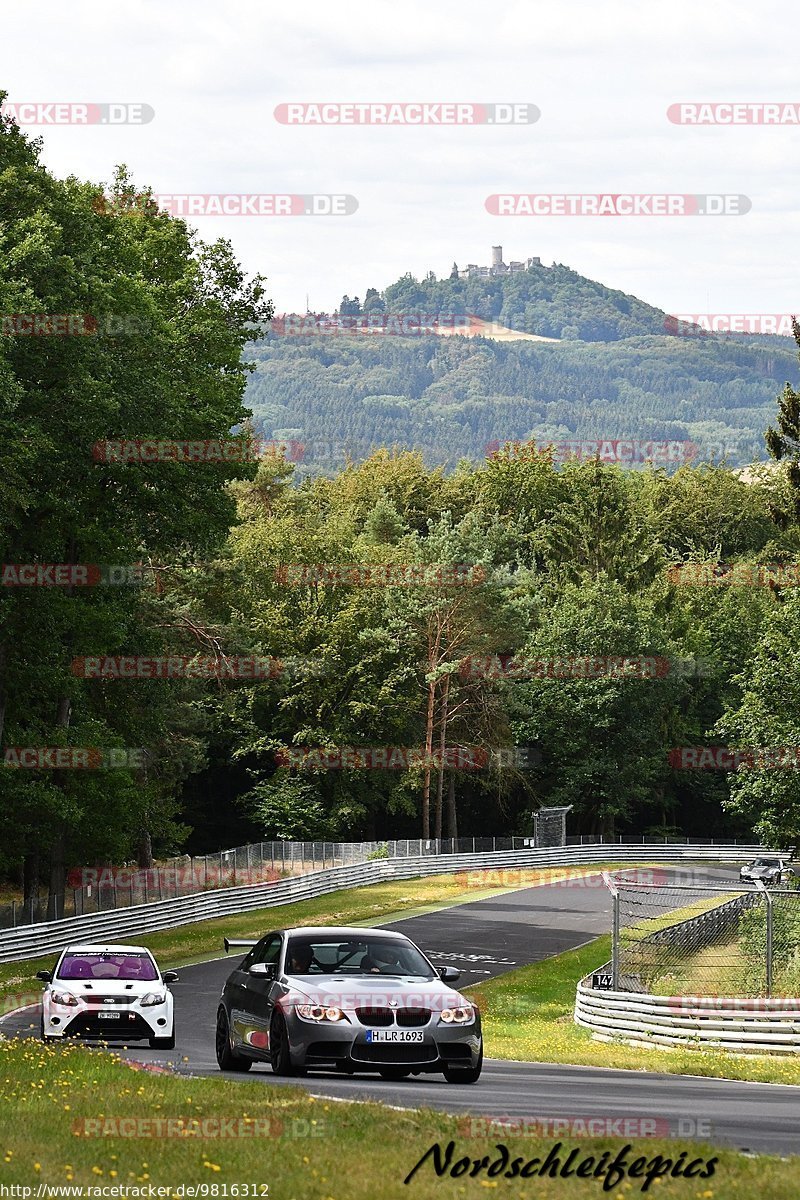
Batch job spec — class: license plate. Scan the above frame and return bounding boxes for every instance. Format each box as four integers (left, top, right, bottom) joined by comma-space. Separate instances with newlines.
97, 1012, 121, 1020
366, 1030, 423, 1043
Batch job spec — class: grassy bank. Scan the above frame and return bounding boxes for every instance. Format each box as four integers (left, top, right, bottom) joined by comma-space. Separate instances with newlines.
0, 1038, 795, 1197
466, 936, 800, 1085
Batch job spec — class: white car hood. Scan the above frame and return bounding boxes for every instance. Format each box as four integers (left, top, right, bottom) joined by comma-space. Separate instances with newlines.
52, 978, 163, 997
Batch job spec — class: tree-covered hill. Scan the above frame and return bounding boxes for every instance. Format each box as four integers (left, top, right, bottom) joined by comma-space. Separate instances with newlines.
381, 260, 676, 342
245, 326, 799, 476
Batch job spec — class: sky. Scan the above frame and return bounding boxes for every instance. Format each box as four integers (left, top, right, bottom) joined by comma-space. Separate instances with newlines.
2, 0, 799, 318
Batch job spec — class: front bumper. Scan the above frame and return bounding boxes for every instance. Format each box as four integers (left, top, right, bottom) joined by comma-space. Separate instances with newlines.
44, 1000, 171, 1041
284, 1009, 482, 1072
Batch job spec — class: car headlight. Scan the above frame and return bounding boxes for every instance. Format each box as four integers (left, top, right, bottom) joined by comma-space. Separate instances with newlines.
140, 992, 167, 1007
50, 990, 79, 1007
295, 1004, 348, 1023
439, 1005, 475, 1024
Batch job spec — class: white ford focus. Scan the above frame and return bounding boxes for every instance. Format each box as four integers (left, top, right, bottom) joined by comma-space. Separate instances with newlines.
37, 943, 178, 1048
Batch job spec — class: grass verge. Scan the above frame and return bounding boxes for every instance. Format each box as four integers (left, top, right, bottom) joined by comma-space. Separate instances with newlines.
465, 936, 800, 1085
0, 1038, 796, 1197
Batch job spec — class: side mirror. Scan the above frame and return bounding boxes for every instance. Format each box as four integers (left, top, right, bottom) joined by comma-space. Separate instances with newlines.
162, 971, 179, 984
438, 966, 461, 983
249, 962, 276, 979
36, 970, 52, 983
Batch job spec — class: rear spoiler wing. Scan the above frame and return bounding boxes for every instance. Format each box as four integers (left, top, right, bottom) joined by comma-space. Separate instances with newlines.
224, 938, 258, 954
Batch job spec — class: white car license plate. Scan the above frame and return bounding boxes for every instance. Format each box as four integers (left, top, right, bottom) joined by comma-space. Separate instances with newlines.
366, 1030, 423, 1043
98, 1012, 121, 1020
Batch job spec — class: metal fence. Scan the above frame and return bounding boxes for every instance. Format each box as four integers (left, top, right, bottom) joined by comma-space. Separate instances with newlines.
0, 842, 768, 966
0, 837, 543, 930
0, 836, 770, 931
606, 872, 800, 997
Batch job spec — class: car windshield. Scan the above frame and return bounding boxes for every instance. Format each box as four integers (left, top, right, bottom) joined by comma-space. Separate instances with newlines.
753, 859, 779, 867
284, 936, 436, 979
57, 952, 158, 981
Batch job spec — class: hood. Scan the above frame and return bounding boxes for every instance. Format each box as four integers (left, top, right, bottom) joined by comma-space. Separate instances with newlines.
52, 977, 165, 997
285, 974, 470, 1011
743, 864, 777, 875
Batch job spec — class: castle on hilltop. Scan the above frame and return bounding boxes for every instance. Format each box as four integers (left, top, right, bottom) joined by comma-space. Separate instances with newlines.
453, 246, 542, 279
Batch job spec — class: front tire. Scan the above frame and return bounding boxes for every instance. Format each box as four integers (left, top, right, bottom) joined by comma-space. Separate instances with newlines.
269, 1009, 304, 1077
215, 1008, 252, 1072
442, 1044, 483, 1084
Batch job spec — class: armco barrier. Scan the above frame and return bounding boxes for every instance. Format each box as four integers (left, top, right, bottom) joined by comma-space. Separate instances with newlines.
575, 966, 800, 1054
0, 843, 766, 965
641, 890, 763, 955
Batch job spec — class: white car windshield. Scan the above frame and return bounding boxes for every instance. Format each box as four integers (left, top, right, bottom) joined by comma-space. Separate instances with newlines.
57, 952, 158, 981
752, 859, 780, 868
284, 937, 436, 979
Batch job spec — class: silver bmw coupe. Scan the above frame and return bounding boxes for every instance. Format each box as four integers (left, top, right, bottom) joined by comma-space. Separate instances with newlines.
215, 926, 483, 1083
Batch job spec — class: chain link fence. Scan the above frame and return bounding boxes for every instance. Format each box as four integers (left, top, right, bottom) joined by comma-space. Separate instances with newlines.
0, 832, 770, 932
608, 872, 800, 997
0, 836, 544, 929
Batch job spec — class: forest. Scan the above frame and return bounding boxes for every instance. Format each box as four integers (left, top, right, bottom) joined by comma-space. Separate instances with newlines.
246, 276, 798, 476
4, 98, 800, 916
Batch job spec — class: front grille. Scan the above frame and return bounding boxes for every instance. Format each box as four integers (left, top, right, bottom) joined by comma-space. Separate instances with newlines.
84, 996, 136, 1007
397, 1008, 430, 1028
64, 1013, 152, 1039
351, 1042, 438, 1065
356, 1006, 393, 1027
356, 1006, 431, 1027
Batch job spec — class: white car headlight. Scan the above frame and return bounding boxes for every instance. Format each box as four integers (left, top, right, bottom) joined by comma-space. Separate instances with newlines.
50, 990, 79, 1007
295, 1004, 348, 1023
140, 992, 167, 1007
440, 1005, 475, 1024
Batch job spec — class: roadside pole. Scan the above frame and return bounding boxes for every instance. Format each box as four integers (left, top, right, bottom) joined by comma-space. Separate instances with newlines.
602, 870, 620, 990
754, 879, 773, 995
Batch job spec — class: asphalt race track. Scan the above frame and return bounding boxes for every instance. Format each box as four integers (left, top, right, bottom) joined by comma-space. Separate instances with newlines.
4, 865, 800, 1155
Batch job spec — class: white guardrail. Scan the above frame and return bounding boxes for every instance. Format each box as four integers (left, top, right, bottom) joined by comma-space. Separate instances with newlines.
0, 843, 766, 965
575, 969, 800, 1055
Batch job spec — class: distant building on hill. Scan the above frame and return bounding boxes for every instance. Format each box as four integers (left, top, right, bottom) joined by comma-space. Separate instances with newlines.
454, 247, 543, 279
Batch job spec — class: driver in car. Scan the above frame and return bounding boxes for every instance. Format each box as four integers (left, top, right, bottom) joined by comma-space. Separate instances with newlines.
286, 944, 315, 974
362, 944, 402, 974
